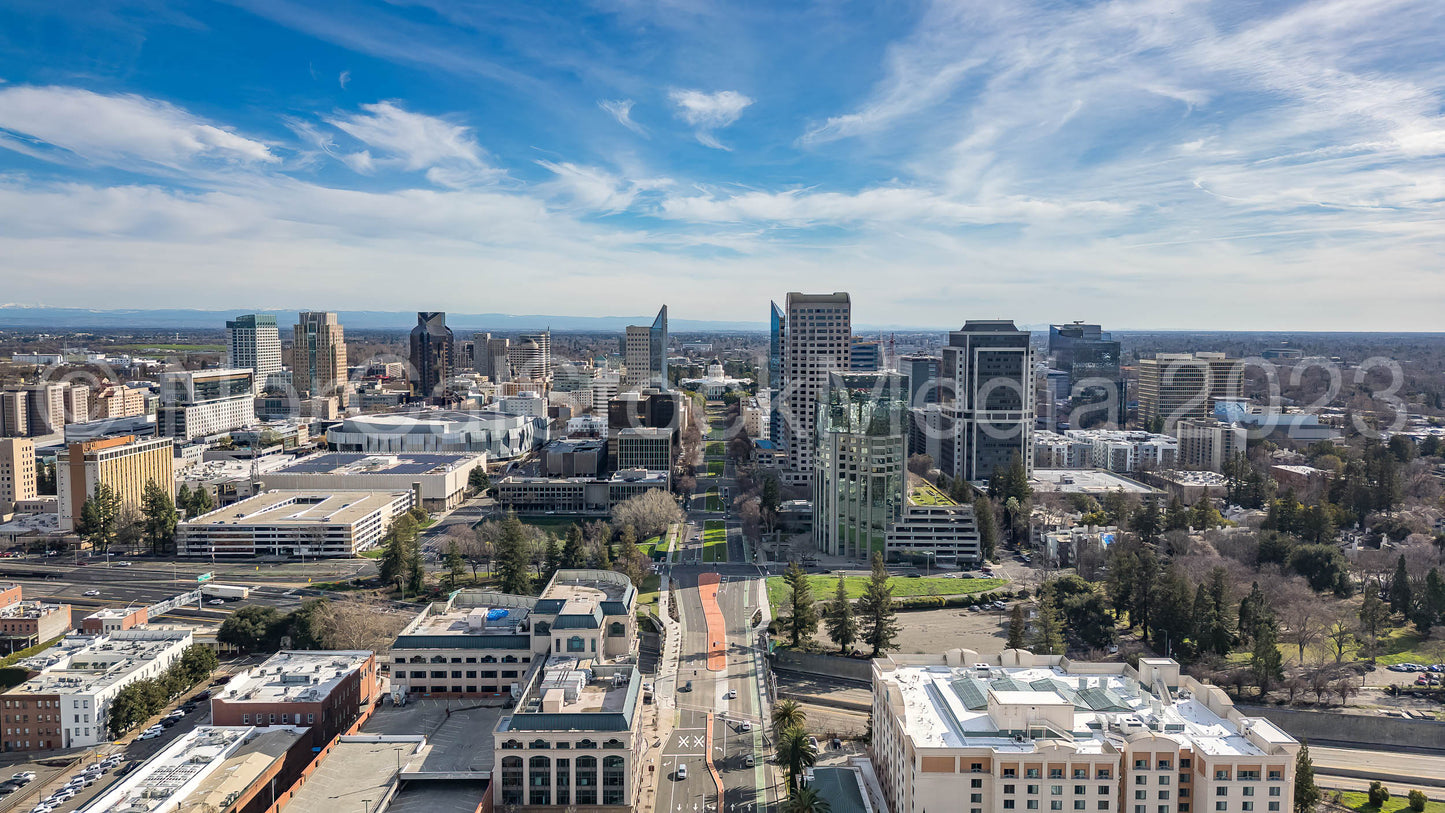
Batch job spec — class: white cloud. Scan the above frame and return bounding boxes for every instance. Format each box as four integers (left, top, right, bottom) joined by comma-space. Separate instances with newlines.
339, 70, 351, 89
669, 89, 753, 149
0, 85, 277, 170
656, 186, 1129, 226
324, 101, 494, 175
598, 99, 647, 136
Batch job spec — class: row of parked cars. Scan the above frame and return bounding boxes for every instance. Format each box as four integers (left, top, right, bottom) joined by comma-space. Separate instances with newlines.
138, 699, 202, 740
1385, 662, 1445, 673
22, 755, 124, 813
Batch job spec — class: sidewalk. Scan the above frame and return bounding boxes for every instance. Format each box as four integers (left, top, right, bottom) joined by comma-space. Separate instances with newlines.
639, 567, 684, 813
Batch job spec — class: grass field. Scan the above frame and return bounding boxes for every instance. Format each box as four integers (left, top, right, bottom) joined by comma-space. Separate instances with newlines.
765, 575, 1006, 609
110, 343, 225, 352
706, 441, 725, 456
702, 520, 728, 563
1341, 791, 1445, 813
909, 481, 956, 506
359, 549, 384, 559
707, 461, 724, 476
704, 490, 723, 511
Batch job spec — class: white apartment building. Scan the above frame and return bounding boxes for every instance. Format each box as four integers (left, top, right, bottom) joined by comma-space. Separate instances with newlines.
1175, 420, 1248, 473
780, 292, 852, 486
176, 490, 413, 557
872, 650, 1299, 813
1034, 430, 1178, 474
1, 629, 193, 752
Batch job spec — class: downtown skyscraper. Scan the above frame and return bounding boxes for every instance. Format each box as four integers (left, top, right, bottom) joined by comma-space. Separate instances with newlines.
778, 292, 852, 487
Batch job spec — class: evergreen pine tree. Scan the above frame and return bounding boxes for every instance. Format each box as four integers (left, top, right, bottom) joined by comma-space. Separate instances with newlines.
857, 552, 900, 657
446, 539, 466, 588
1389, 555, 1412, 615
1294, 742, 1320, 813
1251, 615, 1284, 696
782, 562, 819, 648
140, 479, 178, 555
974, 496, 998, 561
1164, 495, 1190, 532
562, 524, 587, 568
823, 576, 857, 654
1007, 604, 1027, 650
494, 512, 534, 595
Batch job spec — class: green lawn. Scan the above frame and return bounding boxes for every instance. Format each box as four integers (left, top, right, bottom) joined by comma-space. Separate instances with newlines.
359, 548, 385, 560
707, 461, 725, 476
636, 573, 663, 607
1341, 791, 1445, 813
703, 490, 723, 511
706, 441, 725, 456
766, 575, 1006, 610
702, 520, 728, 563
909, 481, 956, 506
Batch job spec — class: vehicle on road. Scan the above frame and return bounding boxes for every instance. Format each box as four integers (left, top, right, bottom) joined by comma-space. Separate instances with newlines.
726, 689, 737, 699
12, 772, 35, 781
743, 754, 755, 767
740, 721, 752, 732
676, 764, 687, 780
138, 730, 160, 740
115, 561, 131, 567
83, 590, 101, 596
207, 599, 226, 606
680, 681, 692, 692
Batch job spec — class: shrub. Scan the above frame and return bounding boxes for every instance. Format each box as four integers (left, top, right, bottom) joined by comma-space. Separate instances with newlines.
1367, 782, 1390, 806
1407, 790, 1427, 812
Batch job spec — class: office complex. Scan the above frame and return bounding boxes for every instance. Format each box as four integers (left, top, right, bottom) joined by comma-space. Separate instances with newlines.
510, 331, 552, 382
91, 383, 147, 420
409, 312, 454, 401
623, 306, 669, 391
0, 439, 36, 518
613, 426, 674, 473
176, 489, 413, 557
56, 434, 174, 532
487, 570, 643, 809
940, 320, 1034, 484
495, 469, 669, 514
327, 410, 547, 458
474, 332, 513, 381
0, 629, 193, 752
292, 311, 349, 406
871, 650, 1299, 813
1034, 430, 1178, 473
1137, 354, 1244, 431
850, 337, 883, 371
813, 373, 908, 559
780, 292, 852, 486
1049, 323, 1125, 414
157, 368, 256, 441
263, 451, 485, 510
225, 314, 283, 391
901, 353, 942, 407
607, 388, 687, 462
211, 650, 378, 749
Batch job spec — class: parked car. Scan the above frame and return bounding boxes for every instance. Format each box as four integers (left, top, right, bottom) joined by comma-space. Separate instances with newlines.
138, 730, 160, 740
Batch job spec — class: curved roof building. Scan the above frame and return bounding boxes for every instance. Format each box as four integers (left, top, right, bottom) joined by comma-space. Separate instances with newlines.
327, 410, 548, 458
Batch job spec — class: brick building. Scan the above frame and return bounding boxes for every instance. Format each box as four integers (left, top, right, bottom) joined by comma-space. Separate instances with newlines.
210, 650, 378, 749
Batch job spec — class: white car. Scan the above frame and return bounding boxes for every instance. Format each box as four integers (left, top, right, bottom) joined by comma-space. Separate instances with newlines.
115, 562, 131, 567
83, 590, 101, 596
676, 764, 687, 780
726, 689, 737, 699
208, 599, 226, 606
740, 721, 752, 732
12, 772, 35, 781
138, 730, 160, 740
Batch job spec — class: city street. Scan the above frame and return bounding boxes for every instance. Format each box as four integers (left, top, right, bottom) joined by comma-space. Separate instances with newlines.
658, 566, 780, 813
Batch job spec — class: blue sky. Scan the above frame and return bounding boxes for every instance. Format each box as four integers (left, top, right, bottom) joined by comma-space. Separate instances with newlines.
0, 0, 1442, 329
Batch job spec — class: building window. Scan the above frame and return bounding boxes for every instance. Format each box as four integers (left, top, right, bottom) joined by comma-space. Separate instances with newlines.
575, 756, 597, 805
1006, 785, 1016, 794
1052, 769, 1064, 779
1099, 803, 1109, 810
307, 714, 314, 724
1076, 786, 1086, 795
1160, 777, 1171, 786
1216, 804, 1227, 811
1160, 792, 1171, 800
1136, 761, 1149, 770
1137, 792, 1148, 801
973, 779, 984, 789
1029, 769, 1041, 779
1027, 802, 1039, 810
529, 756, 551, 806
1216, 772, 1230, 781
1268, 804, 1279, 811
1100, 787, 1111, 796
1098, 771, 1113, 780
500, 757, 523, 805
1267, 771, 1282, 782
1243, 788, 1254, 797
1005, 802, 1016, 809
973, 794, 984, 803
1217, 788, 1228, 797
1053, 786, 1064, 796
974, 763, 985, 773
1030, 786, 1040, 795
1076, 802, 1086, 810
1005, 770, 1018, 778
1268, 789, 1280, 798
1158, 761, 1172, 771
1138, 777, 1148, 786
1181, 760, 1192, 770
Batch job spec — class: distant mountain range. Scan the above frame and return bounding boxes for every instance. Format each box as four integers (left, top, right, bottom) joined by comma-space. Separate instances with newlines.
0, 305, 767, 332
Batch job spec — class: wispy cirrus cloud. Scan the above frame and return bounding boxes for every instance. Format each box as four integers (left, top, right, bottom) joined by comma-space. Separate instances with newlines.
669, 89, 753, 150
598, 98, 647, 137
0, 85, 277, 171
322, 100, 504, 185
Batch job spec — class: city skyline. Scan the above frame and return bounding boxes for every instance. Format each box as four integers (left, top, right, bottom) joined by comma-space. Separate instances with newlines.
0, 1, 1442, 330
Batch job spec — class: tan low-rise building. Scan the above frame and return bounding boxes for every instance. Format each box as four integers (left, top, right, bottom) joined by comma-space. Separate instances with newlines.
871, 650, 1299, 813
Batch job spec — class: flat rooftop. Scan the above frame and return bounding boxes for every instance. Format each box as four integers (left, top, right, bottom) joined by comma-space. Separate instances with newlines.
883, 661, 1276, 757
283, 737, 423, 813
0, 601, 66, 619
217, 650, 372, 705
1028, 468, 1156, 495
184, 490, 408, 527
82, 726, 305, 813
542, 573, 630, 607
410, 606, 530, 637
14, 631, 190, 695
275, 452, 480, 476
517, 657, 639, 716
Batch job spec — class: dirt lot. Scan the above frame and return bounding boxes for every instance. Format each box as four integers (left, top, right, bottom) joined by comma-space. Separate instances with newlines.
803, 605, 1026, 655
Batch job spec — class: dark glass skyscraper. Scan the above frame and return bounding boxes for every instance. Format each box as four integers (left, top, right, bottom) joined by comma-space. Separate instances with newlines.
409, 312, 454, 402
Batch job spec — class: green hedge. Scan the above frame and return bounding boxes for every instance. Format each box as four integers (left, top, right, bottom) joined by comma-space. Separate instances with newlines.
0, 635, 65, 669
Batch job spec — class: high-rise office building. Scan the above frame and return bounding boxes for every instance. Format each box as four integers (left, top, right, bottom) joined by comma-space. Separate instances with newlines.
57, 434, 174, 531
780, 292, 852, 486
1137, 353, 1244, 431
508, 331, 551, 382
1049, 322, 1124, 421
225, 314, 282, 390
899, 354, 941, 407
813, 373, 908, 559
622, 306, 668, 391
0, 438, 36, 518
0, 383, 88, 437
849, 337, 882, 371
940, 320, 1034, 484
472, 333, 512, 382
408, 312, 454, 401
768, 300, 786, 451
292, 312, 349, 407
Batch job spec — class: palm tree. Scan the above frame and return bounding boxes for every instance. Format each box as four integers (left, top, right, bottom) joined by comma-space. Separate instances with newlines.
783, 786, 832, 813
771, 699, 806, 734
775, 726, 818, 791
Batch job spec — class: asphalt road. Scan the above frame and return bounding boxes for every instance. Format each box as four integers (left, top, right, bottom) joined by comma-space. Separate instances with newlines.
659, 567, 780, 813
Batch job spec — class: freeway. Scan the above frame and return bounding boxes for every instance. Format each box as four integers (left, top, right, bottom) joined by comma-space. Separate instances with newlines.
659, 566, 781, 813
